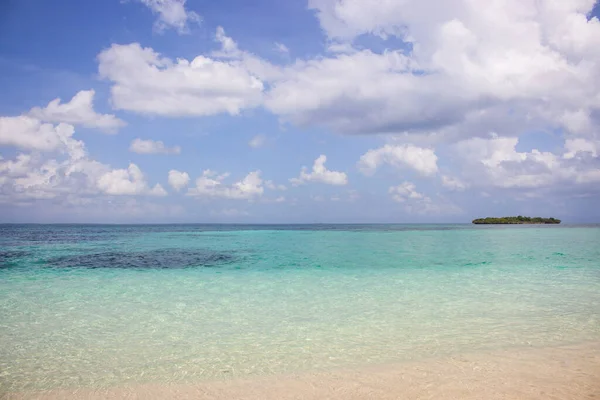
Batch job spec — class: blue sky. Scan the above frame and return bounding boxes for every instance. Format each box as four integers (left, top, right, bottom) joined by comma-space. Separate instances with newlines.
1, 0, 599, 223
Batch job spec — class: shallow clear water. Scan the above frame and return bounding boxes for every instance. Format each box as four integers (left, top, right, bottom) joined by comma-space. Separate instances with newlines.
1, 224, 599, 392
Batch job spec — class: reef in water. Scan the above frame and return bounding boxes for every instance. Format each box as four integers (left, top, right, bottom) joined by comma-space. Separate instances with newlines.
0, 250, 30, 268
46, 249, 237, 269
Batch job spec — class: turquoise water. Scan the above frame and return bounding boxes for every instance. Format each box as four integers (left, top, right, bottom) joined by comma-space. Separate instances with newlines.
1, 224, 599, 392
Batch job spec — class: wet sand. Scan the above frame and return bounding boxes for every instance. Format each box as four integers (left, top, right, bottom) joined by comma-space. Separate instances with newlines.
5, 341, 600, 400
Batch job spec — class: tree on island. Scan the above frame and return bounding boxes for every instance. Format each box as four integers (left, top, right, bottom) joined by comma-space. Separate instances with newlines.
472, 216, 561, 224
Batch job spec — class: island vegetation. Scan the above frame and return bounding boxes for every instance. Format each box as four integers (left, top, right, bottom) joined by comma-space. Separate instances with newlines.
472, 216, 561, 224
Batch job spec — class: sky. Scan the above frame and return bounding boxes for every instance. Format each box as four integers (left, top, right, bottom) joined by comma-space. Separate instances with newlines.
1, 0, 599, 223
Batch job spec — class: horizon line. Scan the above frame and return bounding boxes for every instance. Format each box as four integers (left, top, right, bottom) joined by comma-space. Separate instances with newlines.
1, 222, 598, 226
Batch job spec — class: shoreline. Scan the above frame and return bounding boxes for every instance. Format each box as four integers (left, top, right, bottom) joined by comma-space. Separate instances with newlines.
5, 341, 600, 400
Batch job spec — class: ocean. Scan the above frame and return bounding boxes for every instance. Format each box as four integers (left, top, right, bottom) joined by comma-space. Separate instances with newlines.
1, 224, 599, 396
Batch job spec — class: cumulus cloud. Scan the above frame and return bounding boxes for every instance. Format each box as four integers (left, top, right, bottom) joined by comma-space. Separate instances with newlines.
248, 134, 266, 148
264, 50, 464, 135
326, 42, 358, 54
451, 136, 600, 190
97, 163, 167, 196
97, 42, 264, 117
564, 138, 599, 159
1, 110, 164, 205
168, 170, 190, 191
266, 0, 600, 140
28, 90, 125, 132
290, 155, 348, 186
188, 170, 264, 200
0, 116, 77, 152
136, 0, 200, 34
11, 0, 598, 215
101, 1, 600, 145
389, 182, 425, 202
0, 142, 164, 204
130, 138, 181, 154
212, 27, 286, 81
559, 110, 594, 135
213, 26, 243, 58
452, 136, 556, 189
358, 144, 438, 176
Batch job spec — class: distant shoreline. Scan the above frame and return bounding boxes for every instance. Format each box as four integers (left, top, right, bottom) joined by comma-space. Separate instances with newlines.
472, 216, 561, 225
473, 222, 557, 225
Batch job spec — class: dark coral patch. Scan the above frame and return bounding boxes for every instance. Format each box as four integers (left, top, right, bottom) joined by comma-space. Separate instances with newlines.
0, 250, 30, 268
46, 249, 236, 269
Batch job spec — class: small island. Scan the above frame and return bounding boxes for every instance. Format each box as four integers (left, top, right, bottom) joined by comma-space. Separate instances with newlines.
472, 216, 561, 224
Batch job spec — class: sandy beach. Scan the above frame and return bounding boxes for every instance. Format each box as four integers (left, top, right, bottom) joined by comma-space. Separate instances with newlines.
5, 341, 599, 400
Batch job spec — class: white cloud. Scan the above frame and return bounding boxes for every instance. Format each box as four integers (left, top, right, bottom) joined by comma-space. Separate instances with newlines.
97, 42, 264, 117
136, 0, 200, 34
290, 155, 348, 186
28, 90, 125, 132
441, 175, 468, 191
97, 163, 167, 196
326, 42, 357, 54
0, 119, 164, 204
168, 169, 190, 191
452, 136, 558, 189
452, 136, 600, 190
100, 2, 600, 148
0, 116, 77, 152
130, 138, 181, 154
264, 0, 600, 141
1, 92, 123, 162
0, 154, 35, 178
149, 184, 168, 196
559, 110, 593, 135
248, 134, 266, 148
213, 26, 243, 58
265, 50, 449, 135
211, 27, 286, 82
389, 182, 425, 202
188, 170, 264, 200
1, 102, 162, 205
6, 1, 600, 215
452, 136, 555, 189
564, 138, 599, 159
274, 42, 289, 54
358, 144, 438, 176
